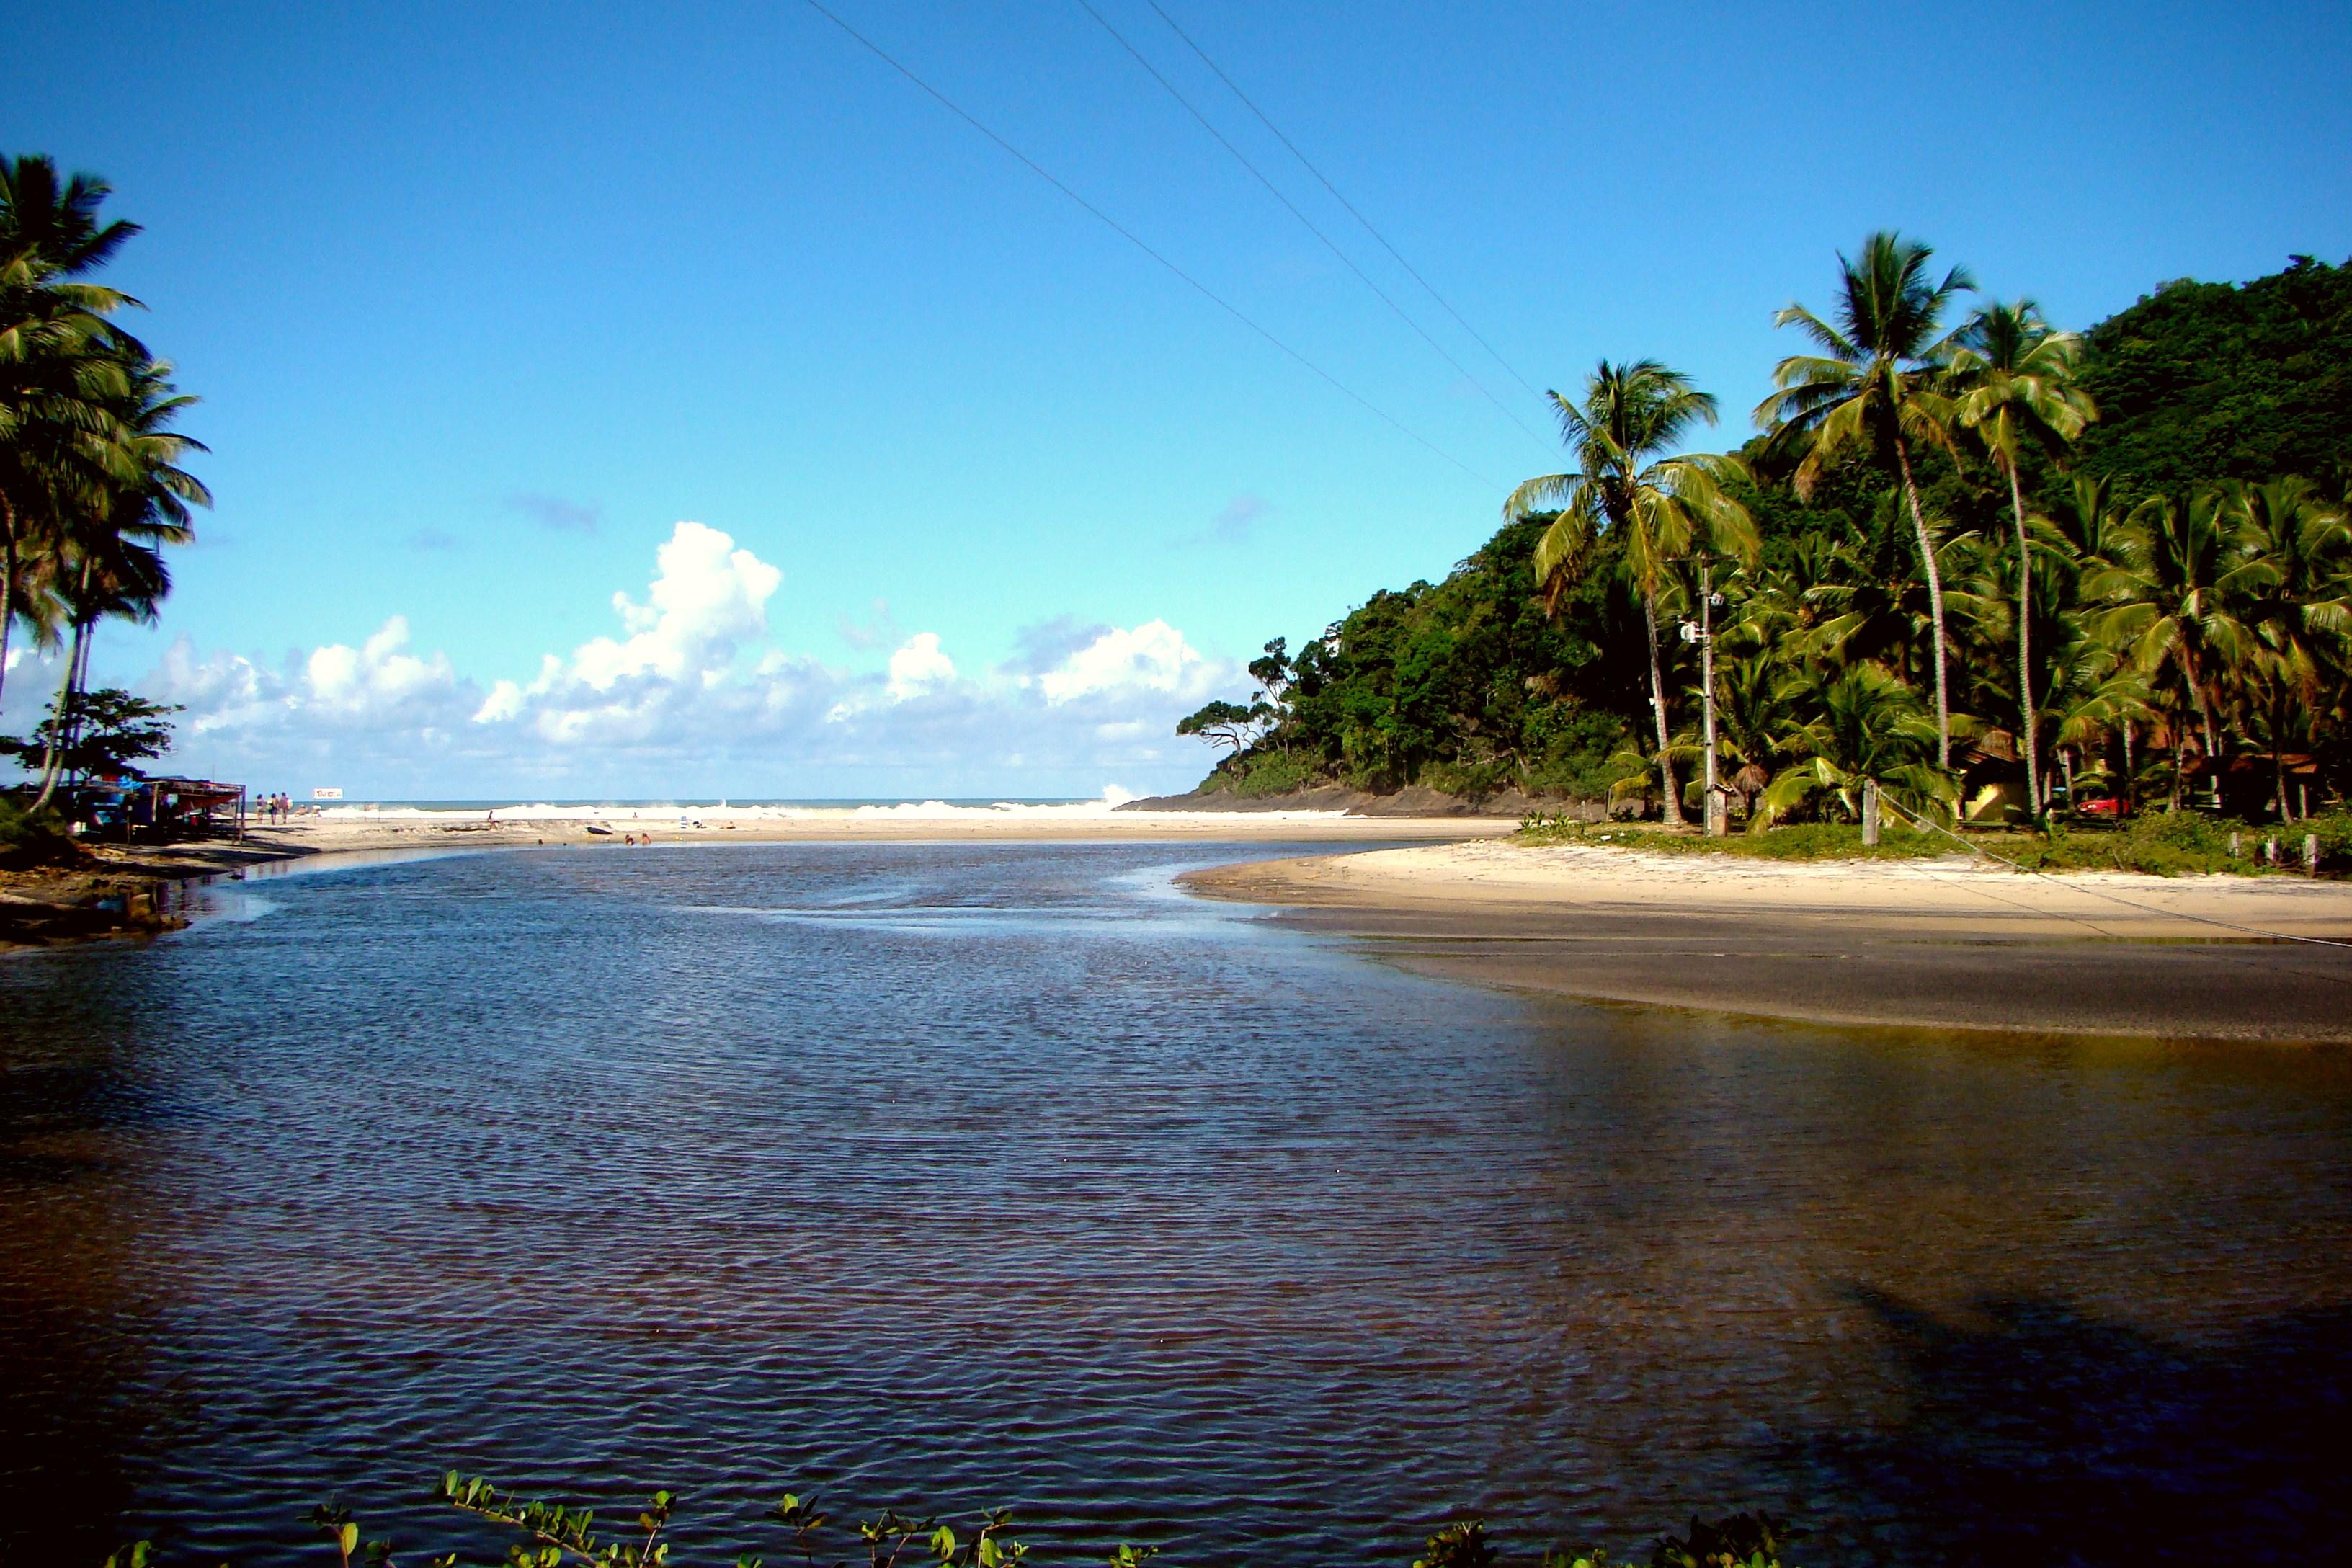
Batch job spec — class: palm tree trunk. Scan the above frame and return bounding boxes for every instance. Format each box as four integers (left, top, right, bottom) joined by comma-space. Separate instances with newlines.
2273, 695, 2292, 823
1643, 593, 1683, 827
0, 496, 16, 717
2003, 458, 2039, 813
2173, 645, 2221, 786
1892, 434, 1951, 772
29, 615, 87, 813
63, 623, 97, 790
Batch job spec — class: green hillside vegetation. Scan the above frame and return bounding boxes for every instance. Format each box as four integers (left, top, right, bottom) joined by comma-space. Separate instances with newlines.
1180, 245, 2352, 832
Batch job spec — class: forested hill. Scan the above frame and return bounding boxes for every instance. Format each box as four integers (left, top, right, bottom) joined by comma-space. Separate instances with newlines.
1169, 254, 2352, 808
2065, 255, 2352, 494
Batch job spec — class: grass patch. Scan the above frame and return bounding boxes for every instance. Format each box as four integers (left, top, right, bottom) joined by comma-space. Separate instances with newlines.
1516, 808, 2352, 878
1518, 816, 1952, 862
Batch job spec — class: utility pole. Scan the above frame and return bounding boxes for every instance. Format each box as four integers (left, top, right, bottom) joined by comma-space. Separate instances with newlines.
1701, 559, 1721, 837
1680, 557, 1728, 837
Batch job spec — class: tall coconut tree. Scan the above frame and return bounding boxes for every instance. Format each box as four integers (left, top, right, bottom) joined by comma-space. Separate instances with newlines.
27, 350, 205, 808
1505, 359, 1758, 827
2090, 487, 2258, 806
1755, 232, 1972, 769
2229, 477, 2351, 819
1, 155, 142, 716
1949, 300, 2095, 813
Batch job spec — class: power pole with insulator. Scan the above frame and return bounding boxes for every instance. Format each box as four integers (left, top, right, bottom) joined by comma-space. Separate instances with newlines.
1678, 557, 1730, 837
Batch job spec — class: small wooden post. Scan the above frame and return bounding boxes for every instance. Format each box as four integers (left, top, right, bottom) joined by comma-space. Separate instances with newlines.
1861, 780, 1881, 847
2307, 835, 2320, 875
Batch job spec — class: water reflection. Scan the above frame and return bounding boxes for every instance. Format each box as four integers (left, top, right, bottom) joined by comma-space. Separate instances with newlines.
1, 843, 2347, 1568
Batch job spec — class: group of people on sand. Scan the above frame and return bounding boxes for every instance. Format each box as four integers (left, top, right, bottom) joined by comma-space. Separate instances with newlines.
258, 792, 295, 824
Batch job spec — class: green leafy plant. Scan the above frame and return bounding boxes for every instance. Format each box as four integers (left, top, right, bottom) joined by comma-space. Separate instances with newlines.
92, 1478, 1799, 1568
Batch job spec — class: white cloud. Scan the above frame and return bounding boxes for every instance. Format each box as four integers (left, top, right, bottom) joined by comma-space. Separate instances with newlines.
304, 618, 464, 721
1036, 619, 1208, 705
885, 632, 957, 701
131, 520, 1242, 796
571, 520, 782, 690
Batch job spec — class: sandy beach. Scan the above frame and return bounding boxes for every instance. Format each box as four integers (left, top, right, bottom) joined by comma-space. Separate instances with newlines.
231, 802, 1519, 854
1184, 839, 2352, 1042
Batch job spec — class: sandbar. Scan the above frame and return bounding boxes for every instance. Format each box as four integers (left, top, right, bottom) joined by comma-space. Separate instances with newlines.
1181, 839, 2352, 1043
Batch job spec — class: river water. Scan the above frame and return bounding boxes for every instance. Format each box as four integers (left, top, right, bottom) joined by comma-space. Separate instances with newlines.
1, 843, 2346, 1567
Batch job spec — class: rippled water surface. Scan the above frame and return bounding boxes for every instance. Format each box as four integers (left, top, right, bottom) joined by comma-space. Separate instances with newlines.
3, 843, 2348, 1567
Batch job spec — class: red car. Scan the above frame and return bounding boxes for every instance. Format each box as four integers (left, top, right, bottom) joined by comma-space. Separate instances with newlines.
2073, 792, 2131, 819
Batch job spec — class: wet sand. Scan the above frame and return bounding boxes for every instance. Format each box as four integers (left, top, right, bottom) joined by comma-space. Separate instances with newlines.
1182, 840, 2352, 1042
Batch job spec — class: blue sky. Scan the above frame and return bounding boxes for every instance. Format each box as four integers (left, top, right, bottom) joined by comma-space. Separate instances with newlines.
5, 0, 2348, 796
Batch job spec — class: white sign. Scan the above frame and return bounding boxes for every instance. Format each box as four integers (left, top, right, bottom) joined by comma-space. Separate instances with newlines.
311, 787, 344, 800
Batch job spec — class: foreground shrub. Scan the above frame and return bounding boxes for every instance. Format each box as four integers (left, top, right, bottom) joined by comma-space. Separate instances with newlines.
0, 797, 85, 870
96, 1476, 1797, 1568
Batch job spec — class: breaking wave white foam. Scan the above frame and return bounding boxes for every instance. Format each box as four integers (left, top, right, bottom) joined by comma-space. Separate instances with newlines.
312, 786, 1352, 826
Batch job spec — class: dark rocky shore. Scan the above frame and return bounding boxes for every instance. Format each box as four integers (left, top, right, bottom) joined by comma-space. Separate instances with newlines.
0, 839, 298, 953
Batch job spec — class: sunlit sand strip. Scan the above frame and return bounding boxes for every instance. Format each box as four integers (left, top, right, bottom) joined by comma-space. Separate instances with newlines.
1180, 840, 2352, 1041
1191, 839, 2352, 940
241, 803, 1518, 854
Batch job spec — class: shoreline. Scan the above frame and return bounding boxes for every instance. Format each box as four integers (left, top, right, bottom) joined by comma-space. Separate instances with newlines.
1180, 839, 2352, 1043
1, 810, 1514, 953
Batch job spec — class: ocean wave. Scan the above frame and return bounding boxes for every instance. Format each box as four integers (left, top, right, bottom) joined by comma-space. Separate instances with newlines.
309, 787, 1353, 824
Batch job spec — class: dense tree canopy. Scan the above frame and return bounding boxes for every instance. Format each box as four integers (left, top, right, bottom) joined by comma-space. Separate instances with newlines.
1182, 252, 2352, 824
2064, 256, 2352, 497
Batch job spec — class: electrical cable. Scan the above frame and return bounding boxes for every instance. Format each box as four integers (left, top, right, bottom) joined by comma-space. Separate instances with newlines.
801, 0, 1500, 490
1071, 0, 1556, 458
1141, 0, 1545, 401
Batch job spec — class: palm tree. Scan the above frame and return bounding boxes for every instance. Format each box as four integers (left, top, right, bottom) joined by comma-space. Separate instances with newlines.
2042, 473, 2151, 796
2230, 477, 2351, 820
27, 349, 205, 808
2049, 473, 2128, 569
1755, 232, 1972, 769
1755, 664, 1956, 829
1, 155, 141, 717
2090, 487, 2258, 808
1506, 360, 1758, 827
2041, 626, 2155, 806
1950, 300, 2095, 813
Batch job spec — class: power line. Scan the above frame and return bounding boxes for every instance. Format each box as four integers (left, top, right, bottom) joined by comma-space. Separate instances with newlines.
1142, 0, 1546, 404
1071, 0, 1556, 458
801, 0, 1500, 490
1876, 790, 2352, 956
